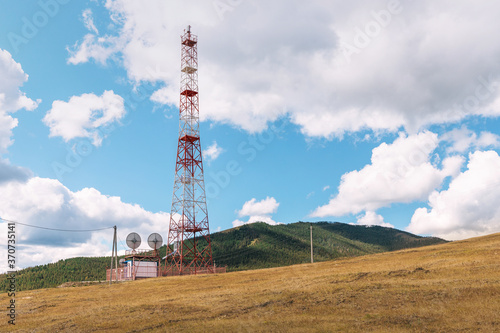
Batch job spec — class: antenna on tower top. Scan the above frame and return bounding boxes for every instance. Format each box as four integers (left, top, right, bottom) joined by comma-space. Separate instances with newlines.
187, 25, 191, 33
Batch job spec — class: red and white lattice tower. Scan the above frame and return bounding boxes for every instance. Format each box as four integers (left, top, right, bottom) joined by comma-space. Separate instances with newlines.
165, 26, 213, 275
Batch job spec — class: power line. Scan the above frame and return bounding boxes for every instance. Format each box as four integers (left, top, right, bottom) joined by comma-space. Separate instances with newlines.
0, 217, 114, 233
117, 235, 128, 251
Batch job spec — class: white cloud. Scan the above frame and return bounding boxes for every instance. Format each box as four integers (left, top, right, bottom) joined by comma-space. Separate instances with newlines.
311, 131, 464, 217
238, 197, 279, 217
0, 49, 40, 153
67, 34, 122, 65
441, 126, 500, 153
82, 9, 99, 34
232, 197, 280, 227
203, 141, 223, 162
356, 211, 394, 228
43, 90, 125, 146
0, 114, 18, 154
408, 150, 500, 240
322, 185, 330, 191
0, 175, 169, 272
232, 215, 280, 228
67, 1, 500, 137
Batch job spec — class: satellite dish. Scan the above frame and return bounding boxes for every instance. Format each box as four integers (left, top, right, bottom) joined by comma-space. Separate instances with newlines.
126, 232, 141, 250
148, 233, 163, 250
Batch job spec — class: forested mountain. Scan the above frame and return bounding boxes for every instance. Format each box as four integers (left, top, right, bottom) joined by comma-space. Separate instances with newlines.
0, 222, 446, 291
209, 222, 446, 270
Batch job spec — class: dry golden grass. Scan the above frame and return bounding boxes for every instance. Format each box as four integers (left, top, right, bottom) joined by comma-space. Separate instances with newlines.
2, 233, 500, 332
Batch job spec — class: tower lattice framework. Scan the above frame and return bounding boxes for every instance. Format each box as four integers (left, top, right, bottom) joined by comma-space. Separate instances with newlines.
165, 26, 213, 275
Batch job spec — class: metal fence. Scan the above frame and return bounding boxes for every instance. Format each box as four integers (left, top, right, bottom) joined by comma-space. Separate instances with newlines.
161, 266, 227, 277
107, 265, 227, 281
106, 264, 159, 281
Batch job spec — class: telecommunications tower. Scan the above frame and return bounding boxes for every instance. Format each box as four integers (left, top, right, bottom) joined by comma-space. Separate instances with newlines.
165, 26, 214, 275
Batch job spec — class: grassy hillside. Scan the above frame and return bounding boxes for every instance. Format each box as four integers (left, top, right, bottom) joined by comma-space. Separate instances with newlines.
1, 232, 498, 332
0, 221, 445, 291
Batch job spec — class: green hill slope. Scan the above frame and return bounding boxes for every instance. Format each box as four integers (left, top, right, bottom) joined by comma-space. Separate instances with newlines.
0, 221, 446, 291
210, 222, 446, 270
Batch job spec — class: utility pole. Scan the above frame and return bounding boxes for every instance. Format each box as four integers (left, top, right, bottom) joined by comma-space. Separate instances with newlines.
114, 226, 118, 282
109, 226, 118, 284
310, 224, 314, 264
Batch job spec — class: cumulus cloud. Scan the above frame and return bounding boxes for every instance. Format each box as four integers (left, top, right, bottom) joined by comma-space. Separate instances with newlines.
0, 114, 18, 154
441, 126, 500, 153
0, 175, 169, 272
408, 150, 500, 240
82, 9, 99, 34
43, 90, 125, 146
232, 197, 280, 227
203, 141, 223, 163
311, 131, 464, 217
238, 197, 279, 217
356, 211, 394, 228
67, 34, 122, 65
0, 49, 40, 153
67, 1, 500, 137
232, 215, 281, 228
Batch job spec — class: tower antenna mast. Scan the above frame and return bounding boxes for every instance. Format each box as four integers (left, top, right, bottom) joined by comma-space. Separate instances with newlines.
165, 26, 213, 275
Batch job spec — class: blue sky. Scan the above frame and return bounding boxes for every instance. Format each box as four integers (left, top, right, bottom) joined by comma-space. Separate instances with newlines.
1, 0, 500, 270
